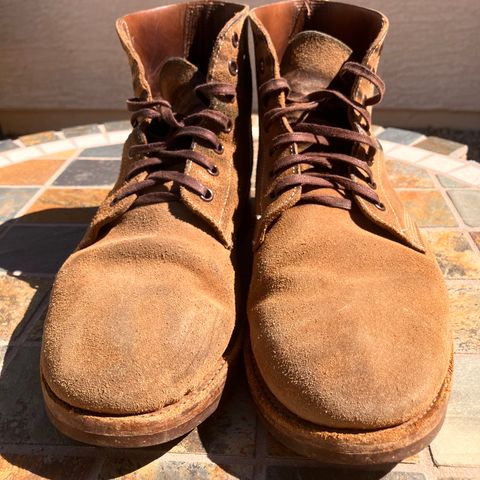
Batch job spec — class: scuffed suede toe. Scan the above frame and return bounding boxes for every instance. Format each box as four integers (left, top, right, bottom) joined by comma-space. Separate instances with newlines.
249, 205, 451, 430
42, 204, 235, 415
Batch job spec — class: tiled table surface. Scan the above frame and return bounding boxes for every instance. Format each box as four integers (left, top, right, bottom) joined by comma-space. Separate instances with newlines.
0, 121, 479, 480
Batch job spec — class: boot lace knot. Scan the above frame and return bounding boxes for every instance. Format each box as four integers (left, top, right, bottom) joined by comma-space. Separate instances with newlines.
113, 82, 235, 207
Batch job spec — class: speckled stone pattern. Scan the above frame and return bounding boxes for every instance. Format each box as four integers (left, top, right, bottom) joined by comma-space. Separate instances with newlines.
0, 122, 479, 479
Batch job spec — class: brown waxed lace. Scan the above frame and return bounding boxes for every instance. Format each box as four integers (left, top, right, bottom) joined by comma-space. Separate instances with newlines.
113, 82, 236, 207
259, 61, 386, 211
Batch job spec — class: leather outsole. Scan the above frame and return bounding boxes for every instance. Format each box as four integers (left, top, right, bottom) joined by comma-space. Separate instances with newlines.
40, 332, 242, 448
244, 338, 453, 465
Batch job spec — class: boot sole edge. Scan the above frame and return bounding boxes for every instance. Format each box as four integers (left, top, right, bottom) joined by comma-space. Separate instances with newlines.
244, 337, 453, 465
40, 331, 242, 448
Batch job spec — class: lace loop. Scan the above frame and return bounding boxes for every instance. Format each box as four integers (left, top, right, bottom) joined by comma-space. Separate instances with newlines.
113, 83, 236, 207
260, 61, 384, 211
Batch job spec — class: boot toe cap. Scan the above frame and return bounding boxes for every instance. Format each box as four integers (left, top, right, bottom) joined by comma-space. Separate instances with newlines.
41, 249, 234, 416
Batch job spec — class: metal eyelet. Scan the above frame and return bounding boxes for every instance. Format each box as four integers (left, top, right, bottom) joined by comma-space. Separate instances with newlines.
207, 165, 219, 176
374, 201, 386, 211
201, 188, 214, 202
215, 143, 224, 154
228, 60, 238, 76
259, 59, 265, 75
224, 120, 233, 133
232, 32, 239, 48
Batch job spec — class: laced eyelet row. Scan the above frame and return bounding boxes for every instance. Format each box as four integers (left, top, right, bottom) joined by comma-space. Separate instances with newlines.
258, 61, 387, 212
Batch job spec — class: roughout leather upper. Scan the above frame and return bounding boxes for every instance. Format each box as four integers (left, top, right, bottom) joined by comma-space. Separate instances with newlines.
41, 2, 251, 415
248, 0, 452, 430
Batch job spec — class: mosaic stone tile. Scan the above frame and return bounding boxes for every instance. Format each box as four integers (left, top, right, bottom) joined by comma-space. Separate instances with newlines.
53, 159, 119, 186
380, 139, 399, 154
0, 139, 18, 152
437, 175, 470, 189
0, 225, 85, 274
385, 159, 434, 188
168, 373, 256, 456
0, 275, 51, 343
35, 149, 77, 160
73, 134, 109, 149
5, 146, 44, 163
387, 145, 430, 163
266, 466, 426, 479
23, 188, 108, 223
0, 454, 97, 479
397, 190, 457, 227
104, 120, 131, 131
107, 130, 131, 145
378, 127, 425, 145
471, 232, 480, 251
78, 144, 123, 158
0, 187, 38, 223
451, 164, 480, 186
40, 140, 77, 156
18, 131, 61, 146
418, 154, 464, 173
0, 159, 64, 185
415, 136, 468, 159
423, 231, 480, 279
447, 282, 480, 353
0, 346, 80, 445
430, 355, 480, 467
62, 124, 101, 137
448, 190, 480, 227
99, 458, 253, 480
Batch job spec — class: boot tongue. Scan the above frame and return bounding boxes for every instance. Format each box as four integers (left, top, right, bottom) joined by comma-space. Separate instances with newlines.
280, 31, 353, 96
156, 57, 205, 115
280, 32, 354, 205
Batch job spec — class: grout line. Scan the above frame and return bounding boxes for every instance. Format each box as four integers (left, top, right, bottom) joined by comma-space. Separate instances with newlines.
430, 172, 480, 255
13, 150, 80, 219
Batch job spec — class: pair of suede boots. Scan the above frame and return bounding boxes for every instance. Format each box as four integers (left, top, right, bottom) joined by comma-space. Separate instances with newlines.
40, 0, 452, 465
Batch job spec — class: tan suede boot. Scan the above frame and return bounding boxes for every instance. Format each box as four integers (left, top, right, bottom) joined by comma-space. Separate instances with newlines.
246, 1, 452, 464
40, 2, 252, 447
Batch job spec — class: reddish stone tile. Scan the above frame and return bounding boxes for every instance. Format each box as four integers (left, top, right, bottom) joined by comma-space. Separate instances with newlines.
447, 281, 480, 353
423, 231, 480, 279
0, 188, 38, 223
18, 131, 61, 146
0, 275, 51, 343
386, 159, 434, 188
0, 454, 97, 479
37, 149, 77, 160
99, 457, 253, 480
0, 160, 64, 185
396, 190, 457, 227
23, 188, 109, 223
471, 232, 480, 251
